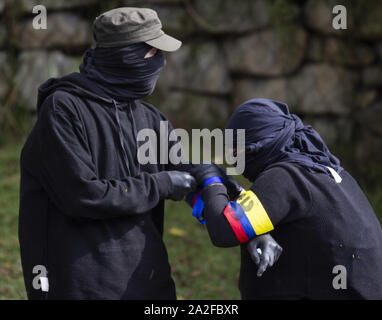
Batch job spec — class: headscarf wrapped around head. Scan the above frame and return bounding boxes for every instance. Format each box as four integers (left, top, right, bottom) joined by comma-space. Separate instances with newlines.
226, 98, 343, 181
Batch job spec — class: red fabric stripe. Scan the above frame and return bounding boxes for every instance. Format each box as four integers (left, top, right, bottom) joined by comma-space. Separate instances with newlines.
223, 205, 249, 243
191, 190, 202, 207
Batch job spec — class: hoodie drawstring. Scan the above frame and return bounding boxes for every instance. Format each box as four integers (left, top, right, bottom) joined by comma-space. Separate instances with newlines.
128, 102, 141, 175
112, 99, 141, 176
112, 99, 132, 176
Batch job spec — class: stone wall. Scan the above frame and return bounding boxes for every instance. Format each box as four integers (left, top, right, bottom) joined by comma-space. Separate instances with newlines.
1, 0, 382, 165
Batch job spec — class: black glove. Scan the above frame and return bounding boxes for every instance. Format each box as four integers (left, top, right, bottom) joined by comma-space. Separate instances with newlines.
215, 165, 244, 200
190, 164, 223, 187
166, 171, 197, 201
247, 234, 283, 277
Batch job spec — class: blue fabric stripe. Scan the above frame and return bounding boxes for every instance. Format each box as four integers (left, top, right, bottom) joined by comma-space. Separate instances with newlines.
230, 202, 256, 239
192, 194, 206, 225
203, 176, 223, 187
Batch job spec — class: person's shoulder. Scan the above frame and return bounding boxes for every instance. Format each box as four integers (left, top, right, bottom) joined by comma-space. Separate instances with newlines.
42, 90, 78, 111
38, 90, 80, 125
250, 162, 312, 195
255, 162, 299, 182
249, 162, 314, 219
138, 100, 169, 121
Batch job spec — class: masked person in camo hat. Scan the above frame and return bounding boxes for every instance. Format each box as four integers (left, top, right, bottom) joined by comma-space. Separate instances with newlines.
19, 7, 199, 300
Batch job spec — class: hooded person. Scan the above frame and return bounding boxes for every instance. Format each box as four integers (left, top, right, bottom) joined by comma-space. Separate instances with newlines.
18, 7, 201, 300
190, 98, 382, 299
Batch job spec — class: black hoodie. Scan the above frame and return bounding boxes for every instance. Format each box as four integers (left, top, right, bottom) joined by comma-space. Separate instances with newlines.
19, 72, 185, 299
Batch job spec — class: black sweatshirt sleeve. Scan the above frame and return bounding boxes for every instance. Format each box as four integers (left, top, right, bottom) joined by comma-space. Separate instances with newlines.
37, 96, 173, 220
201, 184, 240, 248
200, 165, 312, 247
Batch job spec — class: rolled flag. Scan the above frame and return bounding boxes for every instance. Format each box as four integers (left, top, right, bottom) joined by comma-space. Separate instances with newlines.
185, 190, 205, 225
185, 176, 224, 225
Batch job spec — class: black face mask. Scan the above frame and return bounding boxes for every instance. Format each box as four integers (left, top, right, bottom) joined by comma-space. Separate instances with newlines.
80, 43, 166, 100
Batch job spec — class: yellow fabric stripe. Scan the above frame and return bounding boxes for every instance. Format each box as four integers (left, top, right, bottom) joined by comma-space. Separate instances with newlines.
237, 190, 274, 235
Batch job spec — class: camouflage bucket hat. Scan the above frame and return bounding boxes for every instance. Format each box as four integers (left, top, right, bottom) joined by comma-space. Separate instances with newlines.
93, 7, 182, 52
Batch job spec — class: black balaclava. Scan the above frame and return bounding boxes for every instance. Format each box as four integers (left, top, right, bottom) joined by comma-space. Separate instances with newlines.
226, 98, 343, 182
79, 43, 166, 177
79, 43, 166, 101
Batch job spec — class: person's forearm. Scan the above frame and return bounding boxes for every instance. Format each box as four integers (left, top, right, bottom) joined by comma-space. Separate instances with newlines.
201, 184, 240, 247
42, 169, 172, 220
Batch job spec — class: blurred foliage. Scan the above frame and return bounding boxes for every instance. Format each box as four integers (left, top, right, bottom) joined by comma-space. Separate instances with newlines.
267, 0, 301, 44
0, 141, 26, 299
0, 107, 33, 147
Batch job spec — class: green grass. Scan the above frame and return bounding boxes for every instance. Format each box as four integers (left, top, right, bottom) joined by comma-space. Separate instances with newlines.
0, 141, 26, 299
0, 141, 381, 300
163, 201, 240, 299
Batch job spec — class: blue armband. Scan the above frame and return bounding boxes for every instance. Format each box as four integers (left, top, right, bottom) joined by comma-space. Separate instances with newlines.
203, 176, 223, 187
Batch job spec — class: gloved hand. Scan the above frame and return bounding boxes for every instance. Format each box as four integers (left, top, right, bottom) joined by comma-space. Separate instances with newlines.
166, 171, 197, 201
247, 234, 283, 277
215, 165, 244, 200
190, 164, 223, 187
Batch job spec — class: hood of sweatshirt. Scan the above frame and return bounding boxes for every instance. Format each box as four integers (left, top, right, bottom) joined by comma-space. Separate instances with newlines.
36, 72, 119, 113
36, 72, 140, 176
